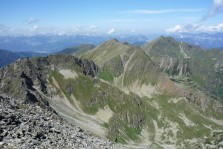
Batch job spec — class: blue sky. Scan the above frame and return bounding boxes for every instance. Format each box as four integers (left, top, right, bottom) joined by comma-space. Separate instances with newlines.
0, 0, 223, 35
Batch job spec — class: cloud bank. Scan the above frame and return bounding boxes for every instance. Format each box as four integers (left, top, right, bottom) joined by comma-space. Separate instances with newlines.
166, 23, 223, 33
167, 0, 223, 34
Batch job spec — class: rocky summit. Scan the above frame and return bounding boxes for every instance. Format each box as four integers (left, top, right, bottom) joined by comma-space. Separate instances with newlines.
0, 37, 223, 149
0, 94, 116, 149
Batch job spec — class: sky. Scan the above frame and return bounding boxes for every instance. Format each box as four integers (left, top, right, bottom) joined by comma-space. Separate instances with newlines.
0, 0, 223, 36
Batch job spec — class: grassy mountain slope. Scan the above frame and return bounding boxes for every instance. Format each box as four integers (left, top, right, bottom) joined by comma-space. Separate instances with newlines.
82, 39, 223, 147
83, 39, 176, 97
143, 36, 223, 101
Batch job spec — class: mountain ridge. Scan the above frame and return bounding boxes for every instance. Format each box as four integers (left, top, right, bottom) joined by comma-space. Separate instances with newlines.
1, 37, 223, 148
142, 36, 223, 101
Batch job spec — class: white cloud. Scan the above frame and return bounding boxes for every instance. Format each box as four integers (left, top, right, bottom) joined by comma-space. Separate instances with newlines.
30, 25, 38, 32
166, 23, 223, 33
25, 17, 40, 24
88, 25, 99, 33
0, 25, 116, 36
107, 28, 115, 34
166, 25, 182, 33
203, 0, 223, 20
127, 9, 205, 14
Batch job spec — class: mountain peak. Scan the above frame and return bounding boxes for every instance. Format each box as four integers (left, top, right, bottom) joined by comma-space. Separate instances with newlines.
108, 38, 119, 43
156, 36, 177, 43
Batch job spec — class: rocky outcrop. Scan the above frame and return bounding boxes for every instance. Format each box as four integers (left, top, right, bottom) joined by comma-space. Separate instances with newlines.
0, 55, 98, 103
153, 56, 190, 78
204, 131, 223, 148
75, 58, 99, 77
0, 95, 116, 149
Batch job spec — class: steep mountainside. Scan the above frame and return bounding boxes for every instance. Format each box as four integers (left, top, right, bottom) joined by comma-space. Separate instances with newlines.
83, 39, 170, 96
0, 55, 157, 147
82, 39, 223, 148
143, 36, 223, 101
57, 44, 95, 55
0, 39, 223, 148
0, 49, 48, 68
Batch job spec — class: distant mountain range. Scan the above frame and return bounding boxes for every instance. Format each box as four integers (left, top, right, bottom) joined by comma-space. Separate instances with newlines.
172, 33, 223, 49
0, 33, 223, 54
0, 49, 48, 67
1, 33, 223, 68
56, 44, 95, 55
0, 35, 150, 53
0, 44, 95, 68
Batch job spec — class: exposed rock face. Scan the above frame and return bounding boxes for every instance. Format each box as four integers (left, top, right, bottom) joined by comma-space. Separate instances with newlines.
142, 37, 192, 78
75, 58, 99, 77
0, 95, 116, 149
152, 56, 190, 78
0, 55, 98, 103
205, 131, 223, 149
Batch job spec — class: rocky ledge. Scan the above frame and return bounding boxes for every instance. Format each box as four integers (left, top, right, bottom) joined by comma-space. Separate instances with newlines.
0, 95, 116, 149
